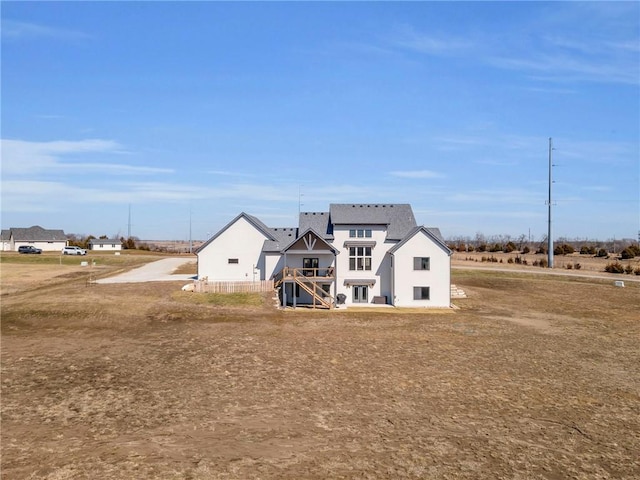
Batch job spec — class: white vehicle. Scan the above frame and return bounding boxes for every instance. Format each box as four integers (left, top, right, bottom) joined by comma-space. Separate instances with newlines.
62, 246, 87, 255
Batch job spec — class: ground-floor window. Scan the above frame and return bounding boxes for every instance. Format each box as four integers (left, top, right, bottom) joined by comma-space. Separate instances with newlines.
413, 286, 430, 300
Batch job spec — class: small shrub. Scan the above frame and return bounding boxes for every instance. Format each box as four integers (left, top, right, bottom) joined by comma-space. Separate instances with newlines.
521, 246, 531, 254
489, 243, 502, 253
504, 241, 517, 253
538, 258, 548, 268
605, 262, 625, 274
634, 267, 640, 275
477, 244, 487, 252
624, 265, 634, 274
580, 245, 597, 255
620, 248, 636, 260
566, 263, 573, 270
507, 257, 514, 264
514, 256, 522, 265
596, 248, 608, 258
574, 263, 581, 270
522, 259, 528, 266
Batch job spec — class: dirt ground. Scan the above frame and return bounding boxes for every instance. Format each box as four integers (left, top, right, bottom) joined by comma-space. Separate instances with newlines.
1, 261, 639, 479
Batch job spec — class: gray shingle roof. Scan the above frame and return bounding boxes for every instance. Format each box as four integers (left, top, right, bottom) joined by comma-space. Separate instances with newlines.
262, 227, 298, 253
1, 229, 10, 241
329, 204, 417, 241
298, 211, 333, 239
89, 238, 121, 245
8, 226, 67, 241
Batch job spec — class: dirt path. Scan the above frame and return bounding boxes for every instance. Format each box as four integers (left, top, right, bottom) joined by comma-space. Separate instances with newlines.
95, 257, 195, 284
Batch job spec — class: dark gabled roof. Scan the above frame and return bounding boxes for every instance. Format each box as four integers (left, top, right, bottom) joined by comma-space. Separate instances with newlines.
262, 227, 298, 253
195, 212, 276, 254
387, 226, 452, 256
8, 226, 67, 242
1, 229, 10, 241
329, 204, 417, 241
89, 238, 120, 245
298, 211, 333, 240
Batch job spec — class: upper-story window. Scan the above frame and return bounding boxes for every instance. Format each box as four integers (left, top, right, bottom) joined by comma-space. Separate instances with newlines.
349, 229, 372, 238
413, 257, 430, 270
349, 246, 372, 270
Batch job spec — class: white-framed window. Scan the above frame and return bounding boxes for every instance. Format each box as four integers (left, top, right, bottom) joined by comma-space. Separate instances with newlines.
349, 246, 372, 270
413, 286, 430, 300
228, 258, 239, 264
413, 257, 430, 270
349, 229, 372, 238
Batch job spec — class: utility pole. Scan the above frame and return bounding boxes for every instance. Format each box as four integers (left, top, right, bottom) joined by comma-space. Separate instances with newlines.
189, 206, 193, 254
547, 138, 554, 268
127, 204, 132, 239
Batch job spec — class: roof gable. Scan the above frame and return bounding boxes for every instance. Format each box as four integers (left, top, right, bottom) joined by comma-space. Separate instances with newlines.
388, 226, 452, 256
195, 212, 275, 254
281, 228, 338, 254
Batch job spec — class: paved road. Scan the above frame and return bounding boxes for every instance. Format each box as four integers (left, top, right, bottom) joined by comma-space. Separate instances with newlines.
96, 257, 196, 284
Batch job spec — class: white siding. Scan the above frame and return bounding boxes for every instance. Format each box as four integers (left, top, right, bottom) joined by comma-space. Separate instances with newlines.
13, 241, 67, 252
89, 243, 122, 251
197, 217, 269, 281
391, 232, 451, 308
332, 225, 391, 305
264, 253, 283, 280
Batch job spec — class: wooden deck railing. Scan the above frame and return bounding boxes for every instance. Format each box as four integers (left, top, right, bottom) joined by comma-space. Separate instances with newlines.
273, 267, 335, 309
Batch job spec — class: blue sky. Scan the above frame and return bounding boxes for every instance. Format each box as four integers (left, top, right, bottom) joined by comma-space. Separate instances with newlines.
2, 2, 639, 242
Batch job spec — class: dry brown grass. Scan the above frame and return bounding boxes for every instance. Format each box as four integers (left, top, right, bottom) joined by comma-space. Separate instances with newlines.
1, 262, 639, 479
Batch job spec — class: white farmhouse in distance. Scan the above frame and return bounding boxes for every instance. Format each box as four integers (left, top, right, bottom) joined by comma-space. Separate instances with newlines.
88, 238, 122, 251
196, 204, 452, 308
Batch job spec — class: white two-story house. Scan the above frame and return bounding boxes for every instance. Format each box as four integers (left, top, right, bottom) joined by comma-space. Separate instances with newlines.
196, 204, 452, 308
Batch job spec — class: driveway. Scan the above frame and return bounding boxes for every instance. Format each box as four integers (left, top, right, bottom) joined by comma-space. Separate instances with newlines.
96, 257, 196, 284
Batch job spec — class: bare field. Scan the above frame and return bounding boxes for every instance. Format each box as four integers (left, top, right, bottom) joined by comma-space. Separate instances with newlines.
1, 261, 639, 479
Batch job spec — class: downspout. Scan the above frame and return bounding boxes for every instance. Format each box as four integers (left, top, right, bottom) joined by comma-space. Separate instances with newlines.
390, 252, 395, 307
282, 252, 287, 308
333, 248, 338, 307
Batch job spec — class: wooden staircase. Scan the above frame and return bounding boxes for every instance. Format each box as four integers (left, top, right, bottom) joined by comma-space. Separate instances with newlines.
274, 267, 335, 309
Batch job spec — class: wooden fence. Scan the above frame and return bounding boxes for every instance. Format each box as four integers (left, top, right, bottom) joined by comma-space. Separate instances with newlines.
193, 279, 274, 294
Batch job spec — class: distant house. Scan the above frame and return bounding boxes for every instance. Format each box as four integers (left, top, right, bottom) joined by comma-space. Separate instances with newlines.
3, 226, 68, 252
196, 203, 452, 308
1, 230, 11, 252
88, 238, 122, 251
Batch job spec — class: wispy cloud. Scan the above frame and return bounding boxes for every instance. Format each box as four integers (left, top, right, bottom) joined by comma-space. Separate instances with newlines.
1, 20, 90, 41
388, 24, 473, 56
1, 138, 172, 176
389, 170, 444, 179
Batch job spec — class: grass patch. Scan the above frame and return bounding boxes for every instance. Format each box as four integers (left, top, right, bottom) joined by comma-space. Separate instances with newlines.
173, 291, 265, 307
0, 251, 165, 267
172, 260, 197, 275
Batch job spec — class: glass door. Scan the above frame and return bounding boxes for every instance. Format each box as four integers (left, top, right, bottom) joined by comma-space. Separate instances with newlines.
303, 258, 319, 276
353, 285, 368, 303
